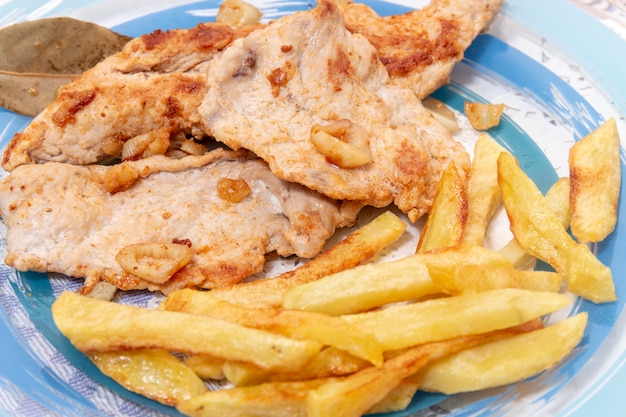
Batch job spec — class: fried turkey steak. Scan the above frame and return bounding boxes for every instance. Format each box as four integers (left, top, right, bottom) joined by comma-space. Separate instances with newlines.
0, 150, 355, 293
200, 0, 470, 221
0, 0, 500, 188
1, 22, 259, 171
340, 0, 504, 99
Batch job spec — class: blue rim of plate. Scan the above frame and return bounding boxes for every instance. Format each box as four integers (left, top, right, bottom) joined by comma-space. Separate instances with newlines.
0, 0, 625, 416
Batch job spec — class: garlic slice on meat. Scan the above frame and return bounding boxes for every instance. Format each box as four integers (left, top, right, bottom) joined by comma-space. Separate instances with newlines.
310, 119, 372, 168
116, 242, 192, 284
104, 162, 139, 194
423, 97, 459, 133
216, 0, 262, 29
121, 128, 170, 161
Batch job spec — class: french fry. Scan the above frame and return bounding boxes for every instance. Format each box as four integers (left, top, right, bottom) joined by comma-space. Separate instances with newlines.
161, 289, 383, 366
416, 162, 467, 252
365, 379, 420, 414
281, 254, 439, 315
425, 244, 562, 294
282, 245, 524, 316
429, 262, 562, 295
222, 347, 369, 386
184, 355, 226, 380
209, 210, 406, 308
177, 378, 330, 417
88, 349, 208, 406
341, 288, 571, 351
569, 118, 621, 242
498, 177, 571, 268
498, 152, 616, 303
461, 134, 508, 246
52, 291, 322, 372
305, 320, 542, 417
222, 361, 274, 387
416, 313, 587, 394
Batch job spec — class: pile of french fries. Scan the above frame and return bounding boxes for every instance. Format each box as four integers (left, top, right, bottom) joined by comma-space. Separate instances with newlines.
51, 107, 621, 417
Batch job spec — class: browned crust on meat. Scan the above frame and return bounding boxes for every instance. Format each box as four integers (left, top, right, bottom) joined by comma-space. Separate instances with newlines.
340, 0, 504, 98
1, 21, 261, 172
328, 48, 353, 92
51, 89, 98, 128
376, 19, 461, 76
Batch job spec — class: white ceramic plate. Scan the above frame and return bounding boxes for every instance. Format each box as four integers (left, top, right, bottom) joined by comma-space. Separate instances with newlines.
1, 1, 625, 416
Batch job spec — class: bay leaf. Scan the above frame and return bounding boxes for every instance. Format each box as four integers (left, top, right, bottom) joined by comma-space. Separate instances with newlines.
0, 17, 132, 116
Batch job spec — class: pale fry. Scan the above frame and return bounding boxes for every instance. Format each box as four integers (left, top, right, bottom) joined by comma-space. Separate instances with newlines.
222, 347, 369, 386
424, 244, 513, 282
222, 361, 274, 387
498, 152, 616, 303
305, 321, 542, 417
569, 118, 621, 242
425, 242, 562, 294
52, 291, 322, 372
416, 162, 467, 252
209, 210, 406, 308
282, 245, 522, 316
429, 262, 562, 295
341, 288, 571, 351
161, 289, 383, 366
88, 349, 208, 406
281, 255, 438, 315
498, 177, 571, 268
461, 134, 508, 246
365, 380, 419, 414
184, 355, 226, 380
177, 378, 330, 417
416, 313, 587, 394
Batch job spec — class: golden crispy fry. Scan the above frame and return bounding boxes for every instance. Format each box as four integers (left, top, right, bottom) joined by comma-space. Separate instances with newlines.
281, 254, 439, 315
569, 118, 621, 242
416, 162, 467, 252
209, 210, 406, 308
498, 152, 616, 303
184, 355, 226, 380
52, 291, 322, 372
282, 244, 532, 316
464, 102, 506, 130
177, 378, 330, 417
416, 313, 587, 394
341, 288, 571, 351
161, 289, 383, 366
461, 134, 508, 246
365, 379, 420, 414
223, 347, 369, 386
498, 177, 571, 268
305, 321, 542, 417
88, 349, 207, 406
